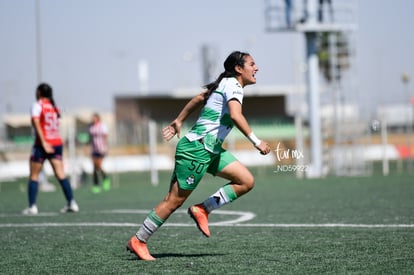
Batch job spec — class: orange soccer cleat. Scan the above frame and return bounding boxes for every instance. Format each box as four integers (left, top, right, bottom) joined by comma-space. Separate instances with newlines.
188, 204, 210, 237
127, 236, 155, 261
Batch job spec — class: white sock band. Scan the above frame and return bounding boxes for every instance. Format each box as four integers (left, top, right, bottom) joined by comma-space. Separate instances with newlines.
136, 217, 158, 243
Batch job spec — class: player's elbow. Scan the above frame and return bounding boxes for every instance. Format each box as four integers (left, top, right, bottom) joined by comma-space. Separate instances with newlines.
230, 111, 242, 123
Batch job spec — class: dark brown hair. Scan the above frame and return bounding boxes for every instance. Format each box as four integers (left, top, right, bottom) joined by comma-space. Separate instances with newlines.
203, 51, 249, 103
37, 83, 61, 118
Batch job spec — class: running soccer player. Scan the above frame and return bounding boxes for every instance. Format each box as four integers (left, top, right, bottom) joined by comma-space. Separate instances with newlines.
89, 113, 110, 193
127, 51, 271, 260
22, 83, 79, 215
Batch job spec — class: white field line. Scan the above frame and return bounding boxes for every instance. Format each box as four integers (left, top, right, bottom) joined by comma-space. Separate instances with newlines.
0, 209, 413, 228
0, 223, 413, 228
0, 213, 58, 217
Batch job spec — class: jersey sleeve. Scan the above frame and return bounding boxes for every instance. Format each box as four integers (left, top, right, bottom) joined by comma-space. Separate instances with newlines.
31, 102, 42, 118
224, 79, 244, 104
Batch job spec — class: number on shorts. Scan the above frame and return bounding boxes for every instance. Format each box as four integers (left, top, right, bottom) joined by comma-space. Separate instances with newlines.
188, 160, 205, 174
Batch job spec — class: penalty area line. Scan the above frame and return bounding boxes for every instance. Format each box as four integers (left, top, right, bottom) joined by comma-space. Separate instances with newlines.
1, 209, 413, 228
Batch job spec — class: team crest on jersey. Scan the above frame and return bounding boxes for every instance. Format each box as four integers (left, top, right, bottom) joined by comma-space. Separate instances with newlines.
186, 174, 195, 185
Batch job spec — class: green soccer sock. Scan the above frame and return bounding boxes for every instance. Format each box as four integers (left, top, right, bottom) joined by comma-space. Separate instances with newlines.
202, 184, 238, 213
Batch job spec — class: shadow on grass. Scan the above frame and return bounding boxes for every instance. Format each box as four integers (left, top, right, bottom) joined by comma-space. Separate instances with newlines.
154, 252, 226, 259
126, 252, 226, 261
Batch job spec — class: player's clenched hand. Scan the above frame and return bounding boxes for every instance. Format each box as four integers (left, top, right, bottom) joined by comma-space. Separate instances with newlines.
42, 141, 55, 154
162, 125, 176, 141
162, 120, 182, 142
256, 141, 271, 155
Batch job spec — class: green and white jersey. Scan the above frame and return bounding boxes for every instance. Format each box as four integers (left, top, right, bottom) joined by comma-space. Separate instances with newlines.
186, 77, 244, 154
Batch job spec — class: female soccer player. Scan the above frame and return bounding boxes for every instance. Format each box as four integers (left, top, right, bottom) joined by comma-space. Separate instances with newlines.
89, 113, 110, 193
127, 51, 271, 260
22, 83, 79, 215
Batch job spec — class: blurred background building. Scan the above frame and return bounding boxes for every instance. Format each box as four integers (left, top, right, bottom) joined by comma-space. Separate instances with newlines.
0, 0, 413, 181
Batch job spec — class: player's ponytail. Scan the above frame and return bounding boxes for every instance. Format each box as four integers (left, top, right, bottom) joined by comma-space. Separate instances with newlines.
202, 51, 249, 104
37, 83, 61, 118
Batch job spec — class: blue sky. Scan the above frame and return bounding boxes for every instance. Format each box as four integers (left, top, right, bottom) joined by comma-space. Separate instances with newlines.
0, 0, 413, 118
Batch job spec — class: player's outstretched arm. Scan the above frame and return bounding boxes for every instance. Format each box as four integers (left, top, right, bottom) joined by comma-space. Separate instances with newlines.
162, 91, 206, 141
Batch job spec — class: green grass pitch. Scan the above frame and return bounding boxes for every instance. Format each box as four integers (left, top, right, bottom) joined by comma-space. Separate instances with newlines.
0, 165, 413, 274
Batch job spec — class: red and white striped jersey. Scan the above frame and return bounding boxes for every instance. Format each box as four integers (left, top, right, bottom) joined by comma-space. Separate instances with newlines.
89, 121, 108, 154
31, 98, 62, 146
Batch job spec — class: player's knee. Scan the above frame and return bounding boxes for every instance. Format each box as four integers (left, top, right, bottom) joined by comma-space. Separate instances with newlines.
245, 175, 255, 192
239, 173, 255, 193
